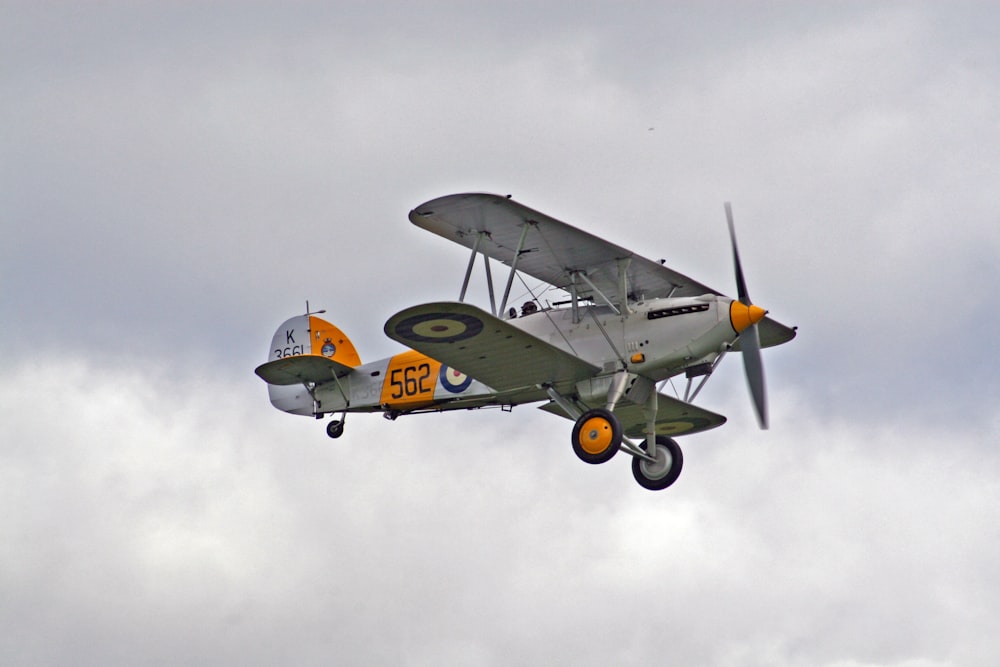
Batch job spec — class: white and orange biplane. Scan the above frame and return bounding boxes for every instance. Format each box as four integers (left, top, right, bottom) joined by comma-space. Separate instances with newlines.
255, 193, 796, 490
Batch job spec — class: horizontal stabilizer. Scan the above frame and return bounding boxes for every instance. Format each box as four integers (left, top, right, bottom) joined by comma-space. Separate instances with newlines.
255, 355, 354, 386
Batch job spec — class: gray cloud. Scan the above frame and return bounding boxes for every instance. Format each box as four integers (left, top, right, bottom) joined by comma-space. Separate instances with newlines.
2, 360, 998, 666
2, 2, 999, 665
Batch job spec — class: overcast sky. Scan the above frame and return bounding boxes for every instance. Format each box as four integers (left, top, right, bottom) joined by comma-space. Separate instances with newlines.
2, 2, 999, 665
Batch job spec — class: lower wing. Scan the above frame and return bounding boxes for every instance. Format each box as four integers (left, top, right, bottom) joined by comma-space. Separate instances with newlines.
539, 392, 726, 438
384, 301, 599, 395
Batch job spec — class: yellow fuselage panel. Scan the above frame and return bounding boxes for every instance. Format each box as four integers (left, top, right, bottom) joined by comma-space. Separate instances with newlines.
308, 315, 362, 367
379, 349, 442, 409
267, 315, 361, 368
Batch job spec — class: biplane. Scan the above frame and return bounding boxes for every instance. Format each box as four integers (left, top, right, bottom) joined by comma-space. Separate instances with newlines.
255, 193, 796, 490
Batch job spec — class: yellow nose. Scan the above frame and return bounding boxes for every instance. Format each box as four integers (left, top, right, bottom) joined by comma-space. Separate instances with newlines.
730, 300, 766, 333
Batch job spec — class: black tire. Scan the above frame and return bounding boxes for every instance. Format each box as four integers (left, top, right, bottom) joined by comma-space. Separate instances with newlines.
571, 408, 622, 464
326, 420, 344, 439
631, 436, 683, 490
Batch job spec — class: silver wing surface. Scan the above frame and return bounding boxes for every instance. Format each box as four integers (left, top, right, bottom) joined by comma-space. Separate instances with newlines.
410, 193, 796, 348
539, 393, 727, 439
411, 193, 713, 301
384, 301, 599, 397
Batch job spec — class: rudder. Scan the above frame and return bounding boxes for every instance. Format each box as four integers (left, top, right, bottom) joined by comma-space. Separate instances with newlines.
255, 314, 362, 415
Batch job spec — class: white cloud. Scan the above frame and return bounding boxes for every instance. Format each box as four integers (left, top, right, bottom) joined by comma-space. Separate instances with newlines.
2, 359, 997, 665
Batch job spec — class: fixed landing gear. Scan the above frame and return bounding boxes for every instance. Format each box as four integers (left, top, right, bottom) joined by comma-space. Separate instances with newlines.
568, 407, 685, 490
631, 436, 683, 491
571, 408, 622, 464
326, 419, 345, 439
552, 382, 689, 490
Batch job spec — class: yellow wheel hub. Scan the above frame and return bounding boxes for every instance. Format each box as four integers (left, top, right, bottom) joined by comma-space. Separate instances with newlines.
578, 416, 614, 455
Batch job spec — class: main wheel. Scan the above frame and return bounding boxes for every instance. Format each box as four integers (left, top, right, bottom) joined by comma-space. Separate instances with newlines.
571, 408, 622, 464
631, 436, 683, 490
326, 420, 344, 439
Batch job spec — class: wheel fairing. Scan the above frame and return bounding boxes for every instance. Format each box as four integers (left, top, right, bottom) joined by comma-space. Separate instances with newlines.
571, 408, 622, 465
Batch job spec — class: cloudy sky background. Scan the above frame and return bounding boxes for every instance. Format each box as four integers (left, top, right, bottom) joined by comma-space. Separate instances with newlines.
3, 2, 999, 665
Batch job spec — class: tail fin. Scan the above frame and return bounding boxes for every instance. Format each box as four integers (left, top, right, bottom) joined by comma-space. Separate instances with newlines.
254, 314, 361, 415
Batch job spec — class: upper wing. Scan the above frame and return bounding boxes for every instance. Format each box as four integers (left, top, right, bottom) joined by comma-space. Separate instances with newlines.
538, 392, 726, 439
411, 193, 796, 348
410, 192, 718, 303
384, 301, 599, 394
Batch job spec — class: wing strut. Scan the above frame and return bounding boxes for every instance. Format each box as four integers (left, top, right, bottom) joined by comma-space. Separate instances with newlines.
569, 273, 580, 323
586, 308, 627, 367
574, 271, 620, 316
617, 257, 632, 315
684, 343, 731, 403
498, 222, 532, 316
482, 252, 497, 315
458, 232, 485, 303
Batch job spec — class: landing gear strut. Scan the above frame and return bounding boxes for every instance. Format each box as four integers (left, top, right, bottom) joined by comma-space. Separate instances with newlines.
554, 377, 685, 490
631, 436, 683, 490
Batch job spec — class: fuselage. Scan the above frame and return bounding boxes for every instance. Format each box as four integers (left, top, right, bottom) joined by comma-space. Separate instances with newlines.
267, 294, 744, 418
510, 294, 737, 381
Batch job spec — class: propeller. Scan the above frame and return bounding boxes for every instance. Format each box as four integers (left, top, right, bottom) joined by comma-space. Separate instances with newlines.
725, 202, 768, 429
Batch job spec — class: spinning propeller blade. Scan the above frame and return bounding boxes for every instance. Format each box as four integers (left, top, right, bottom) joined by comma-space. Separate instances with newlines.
725, 202, 768, 429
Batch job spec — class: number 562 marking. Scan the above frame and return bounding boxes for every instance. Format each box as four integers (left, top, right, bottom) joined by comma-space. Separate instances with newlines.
389, 363, 432, 399
380, 352, 441, 406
